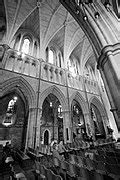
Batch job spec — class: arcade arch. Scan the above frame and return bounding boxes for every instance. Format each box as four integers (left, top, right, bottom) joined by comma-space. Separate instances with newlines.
41, 93, 64, 144
70, 91, 90, 139
0, 77, 36, 150
71, 99, 87, 140
39, 86, 68, 111
0, 91, 28, 150
89, 96, 108, 139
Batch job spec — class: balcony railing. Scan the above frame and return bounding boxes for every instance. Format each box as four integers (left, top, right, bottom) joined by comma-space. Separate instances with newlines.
66, 71, 84, 91
3, 49, 40, 78
1, 47, 99, 94
84, 78, 99, 94
41, 61, 66, 86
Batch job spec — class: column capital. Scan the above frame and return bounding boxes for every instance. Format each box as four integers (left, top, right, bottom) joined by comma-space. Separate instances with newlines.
62, 110, 70, 112
62, 110, 70, 114
29, 107, 42, 112
97, 43, 120, 70
83, 112, 89, 116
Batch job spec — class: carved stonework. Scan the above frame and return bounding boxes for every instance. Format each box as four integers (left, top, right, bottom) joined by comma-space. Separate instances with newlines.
0, 45, 4, 61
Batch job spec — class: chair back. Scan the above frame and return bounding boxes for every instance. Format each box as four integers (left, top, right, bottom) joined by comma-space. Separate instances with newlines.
53, 157, 60, 167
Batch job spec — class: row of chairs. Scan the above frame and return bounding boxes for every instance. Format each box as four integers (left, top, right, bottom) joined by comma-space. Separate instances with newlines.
48, 157, 107, 180
27, 138, 116, 159
36, 154, 99, 179
67, 153, 120, 177
34, 162, 63, 180
65, 138, 115, 151
28, 146, 52, 156
37, 156, 90, 180
36, 149, 120, 179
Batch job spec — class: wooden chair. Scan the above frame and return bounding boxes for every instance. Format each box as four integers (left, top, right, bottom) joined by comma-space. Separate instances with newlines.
76, 155, 83, 167
64, 161, 76, 178
96, 161, 107, 175
85, 157, 95, 171
53, 157, 60, 167
39, 164, 47, 180
68, 154, 76, 164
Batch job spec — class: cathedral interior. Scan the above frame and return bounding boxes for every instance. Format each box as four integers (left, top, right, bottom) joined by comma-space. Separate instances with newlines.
0, 0, 120, 179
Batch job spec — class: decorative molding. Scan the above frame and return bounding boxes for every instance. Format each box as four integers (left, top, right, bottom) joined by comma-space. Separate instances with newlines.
89, 96, 106, 116
1, 76, 36, 108
97, 43, 120, 69
69, 91, 88, 114
39, 85, 68, 111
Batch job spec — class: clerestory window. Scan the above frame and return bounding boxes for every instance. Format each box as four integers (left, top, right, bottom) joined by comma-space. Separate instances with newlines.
48, 49, 54, 64
21, 38, 30, 54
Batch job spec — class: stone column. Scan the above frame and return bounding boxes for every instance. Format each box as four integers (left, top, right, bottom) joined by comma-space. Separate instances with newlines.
25, 107, 36, 149
36, 108, 42, 148
31, 39, 35, 56
1, 44, 10, 68
98, 43, 120, 136
32, 107, 43, 150
62, 110, 72, 143
84, 113, 93, 137
101, 115, 109, 137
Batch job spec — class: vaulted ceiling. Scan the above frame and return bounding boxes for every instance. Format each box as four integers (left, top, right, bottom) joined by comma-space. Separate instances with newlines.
1, 0, 119, 72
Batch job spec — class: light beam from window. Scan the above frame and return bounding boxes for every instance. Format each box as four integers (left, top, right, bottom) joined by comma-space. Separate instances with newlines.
21, 38, 30, 54
49, 49, 54, 64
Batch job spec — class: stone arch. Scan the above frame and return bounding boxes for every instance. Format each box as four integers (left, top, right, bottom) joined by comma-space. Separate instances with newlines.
39, 85, 68, 111
0, 76, 36, 149
61, 0, 118, 58
1, 76, 36, 109
89, 96, 108, 137
70, 91, 88, 115
89, 96, 107, 117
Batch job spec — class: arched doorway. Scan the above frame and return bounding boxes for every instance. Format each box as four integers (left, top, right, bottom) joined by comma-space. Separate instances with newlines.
0, 92, 28, 149
43, 130, 49, 145
71, 100, 86, 140
41, 93, 63, 143
90, 103, 106, 139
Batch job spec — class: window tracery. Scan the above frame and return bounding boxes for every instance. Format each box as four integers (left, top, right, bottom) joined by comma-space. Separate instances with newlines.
48, 49, 54, 64
67, 58, 79, 77
58, 104, 62, 118
21, 38, 30, 54
2, 96, 18, 127
58, 53, 62, 67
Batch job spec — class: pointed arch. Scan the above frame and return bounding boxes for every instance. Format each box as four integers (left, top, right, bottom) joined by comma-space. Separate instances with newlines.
43, 4, 63, 45
70, 91, 88, 114
89, 96, 108, 137
89, 96, 106, 117
42, 129, 51, 145
9, 6, 37, 43
60, 0, 118, 59
1, 76, 36, 108
39, 85, 68, 111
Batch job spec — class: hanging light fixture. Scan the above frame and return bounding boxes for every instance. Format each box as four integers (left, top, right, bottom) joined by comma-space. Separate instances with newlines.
37, 0, 43, 7
104, 0, 111, 11
78, 2, 88, 21
77, 0, 100, 21
94, 11, 100, 18
83, 15, 88, 21
50, 102, 52, 107
85, 1, 100, 19
58, 105, 63, 118
81, 3, 88, 20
